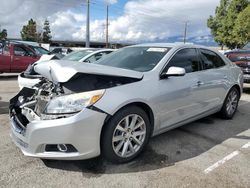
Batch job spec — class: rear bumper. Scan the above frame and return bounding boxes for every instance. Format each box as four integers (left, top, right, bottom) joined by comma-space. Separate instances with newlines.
243, 73, 250, 83
10, 108, 107, 160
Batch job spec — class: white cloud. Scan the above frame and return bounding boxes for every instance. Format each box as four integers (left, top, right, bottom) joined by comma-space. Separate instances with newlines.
104, 0, 118, 5
73, 0, 220, 43
49, 10, 85, 40
0, 0, 83, 38
0, 0, 220, 44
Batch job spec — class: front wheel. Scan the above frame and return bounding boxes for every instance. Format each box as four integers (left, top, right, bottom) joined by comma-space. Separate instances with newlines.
220, 87, 240, 119
101, 106, 151, 163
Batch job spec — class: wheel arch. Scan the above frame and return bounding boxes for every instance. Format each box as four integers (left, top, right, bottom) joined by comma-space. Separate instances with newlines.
100, 102, 155, 147
231, 84, 241, 97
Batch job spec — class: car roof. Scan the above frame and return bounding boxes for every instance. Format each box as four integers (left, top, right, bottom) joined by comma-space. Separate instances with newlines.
80, 48, 114, 51
132, 43, 207, 49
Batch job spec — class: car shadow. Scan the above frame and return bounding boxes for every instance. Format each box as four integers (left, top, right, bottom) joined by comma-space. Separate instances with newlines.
0, 75, 18, 80
43, 100, 250, 177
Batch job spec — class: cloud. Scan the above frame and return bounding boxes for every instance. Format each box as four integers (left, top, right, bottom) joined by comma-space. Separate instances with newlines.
104, 0, 118, 5
71, 0, 219, 43
108, 0, 219, 42
49, 10, 85, 40
0, 0, 220, 44
0, 0, 84, 38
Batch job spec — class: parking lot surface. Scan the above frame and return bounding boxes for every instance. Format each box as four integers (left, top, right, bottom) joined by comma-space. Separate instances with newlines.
0, 76, 249, 188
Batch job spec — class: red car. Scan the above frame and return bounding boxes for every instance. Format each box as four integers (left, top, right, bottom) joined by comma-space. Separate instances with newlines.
0, 41, 40, 73
225, 43, 250, 83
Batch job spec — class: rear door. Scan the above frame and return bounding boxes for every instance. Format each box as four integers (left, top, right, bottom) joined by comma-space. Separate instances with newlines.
196, 48, 229, 111
11, 45, 39, 72
0, 44, 11, 72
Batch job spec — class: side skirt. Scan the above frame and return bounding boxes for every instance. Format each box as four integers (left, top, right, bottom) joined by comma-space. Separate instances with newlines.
152, 106, 221, 137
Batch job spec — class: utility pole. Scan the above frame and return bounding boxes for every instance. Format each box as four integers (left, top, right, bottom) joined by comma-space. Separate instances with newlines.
183, 21, 188, 44
106, 3, 109, 48
86, 0, 90, 47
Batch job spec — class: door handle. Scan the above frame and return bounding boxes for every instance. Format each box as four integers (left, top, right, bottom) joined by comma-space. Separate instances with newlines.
196, 81, 204, 87
14, 58, 20, 60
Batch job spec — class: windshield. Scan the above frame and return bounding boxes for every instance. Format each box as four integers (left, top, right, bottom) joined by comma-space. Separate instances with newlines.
33, 46, 49, 55
94, 47, 170, 72
62, 50, 94, 61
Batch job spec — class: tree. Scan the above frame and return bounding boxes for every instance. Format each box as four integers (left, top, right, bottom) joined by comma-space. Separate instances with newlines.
233, 5, 250, 47
207, 0, 249, 49
42, 19, 52, 43
223, 0, 249, 48
20, 19, 40, 42
207, 0, 229, 49
0, 29, 7, 40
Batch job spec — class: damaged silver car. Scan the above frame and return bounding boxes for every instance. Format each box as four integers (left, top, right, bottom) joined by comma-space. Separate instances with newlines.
9, 43, 243, 163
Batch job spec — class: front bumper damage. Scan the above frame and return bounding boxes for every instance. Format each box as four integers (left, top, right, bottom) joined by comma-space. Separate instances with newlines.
9, 88, 107, 160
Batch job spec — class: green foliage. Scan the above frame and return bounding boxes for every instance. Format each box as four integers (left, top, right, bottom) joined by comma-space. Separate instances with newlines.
207, 0, 249, 49
0, 29, 7, 40
42, 19, 52, 43
234, 5, 250, 47
207, 0, 229, 47
20, 19, 40, 42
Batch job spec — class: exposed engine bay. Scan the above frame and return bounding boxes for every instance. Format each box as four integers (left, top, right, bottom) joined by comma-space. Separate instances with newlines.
10, 73, 141, 130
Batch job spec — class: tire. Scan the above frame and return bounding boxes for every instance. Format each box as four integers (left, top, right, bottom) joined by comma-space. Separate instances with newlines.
219, 87, 240, 119
101, 106, 151, 163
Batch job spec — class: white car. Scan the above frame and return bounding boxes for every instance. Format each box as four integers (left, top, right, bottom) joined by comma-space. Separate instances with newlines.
18, 49, 115, 89
10, 43, 243, 163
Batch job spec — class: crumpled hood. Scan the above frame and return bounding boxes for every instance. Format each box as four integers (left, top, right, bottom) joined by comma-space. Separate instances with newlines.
34, 60, 143, 83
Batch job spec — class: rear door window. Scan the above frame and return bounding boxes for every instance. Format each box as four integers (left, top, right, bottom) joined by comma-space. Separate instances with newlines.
200, 49, 226, 69
164, 48, 201, 73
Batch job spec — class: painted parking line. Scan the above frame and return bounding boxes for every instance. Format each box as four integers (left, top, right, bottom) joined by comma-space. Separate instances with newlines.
204, 141, 250, 174
241, 141, 250, 149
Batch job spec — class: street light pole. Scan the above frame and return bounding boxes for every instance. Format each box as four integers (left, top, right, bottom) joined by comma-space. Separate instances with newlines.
86, 0, 90, 47
106, 4, 109, 48
183, 21, 188, 44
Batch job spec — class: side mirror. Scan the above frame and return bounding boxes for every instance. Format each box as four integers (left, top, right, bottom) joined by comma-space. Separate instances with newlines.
160, 66, 186, 79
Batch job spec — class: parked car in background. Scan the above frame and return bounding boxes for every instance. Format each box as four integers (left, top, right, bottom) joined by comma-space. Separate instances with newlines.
61, 48, 115, 63
0, 41, 40, 73
225, 42, 250, 83
28, 45, 50, 56
10, 43, 243, 163
18, 54, 59, 89
17, 48, 115, 89
49, 47, 73, 58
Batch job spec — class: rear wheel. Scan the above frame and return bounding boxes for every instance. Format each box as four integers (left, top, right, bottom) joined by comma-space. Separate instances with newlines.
101, 106, 151, 163
220, 87, 240, 119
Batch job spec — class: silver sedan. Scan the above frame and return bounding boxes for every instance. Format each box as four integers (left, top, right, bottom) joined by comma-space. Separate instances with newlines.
9, 43, 243, 163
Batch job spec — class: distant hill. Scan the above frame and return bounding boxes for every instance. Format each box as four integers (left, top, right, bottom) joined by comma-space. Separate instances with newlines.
147, 35, 218, 47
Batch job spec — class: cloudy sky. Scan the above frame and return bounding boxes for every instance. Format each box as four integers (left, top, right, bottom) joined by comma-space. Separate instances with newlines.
0, 0, 220, 45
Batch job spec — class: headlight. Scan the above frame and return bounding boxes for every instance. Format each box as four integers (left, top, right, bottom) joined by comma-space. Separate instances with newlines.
44, 89, 105, 114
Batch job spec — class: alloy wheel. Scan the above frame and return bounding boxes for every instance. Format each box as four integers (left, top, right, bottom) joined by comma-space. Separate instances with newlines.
112, 114, 146, 158
226, 90, 238, 116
